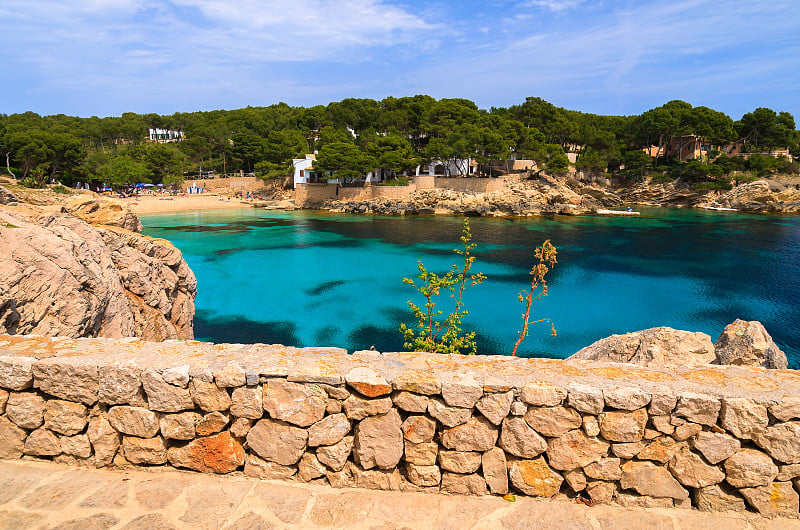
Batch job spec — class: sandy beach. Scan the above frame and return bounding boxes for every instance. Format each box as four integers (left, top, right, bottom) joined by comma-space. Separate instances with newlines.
122, 193, 253, 214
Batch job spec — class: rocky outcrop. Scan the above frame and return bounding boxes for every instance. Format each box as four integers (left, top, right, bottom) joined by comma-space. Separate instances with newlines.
570, 321, 787, 370
712, 180, 800, 213
617, 181, 707, 207
0, 185, 18, 205
569, 327, 716, 368
63, 196, 142, 232
0, 203, 195, 341
714, 319, 787, 369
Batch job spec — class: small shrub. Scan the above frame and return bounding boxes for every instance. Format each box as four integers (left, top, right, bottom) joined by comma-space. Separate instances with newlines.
51, 185, 71, 194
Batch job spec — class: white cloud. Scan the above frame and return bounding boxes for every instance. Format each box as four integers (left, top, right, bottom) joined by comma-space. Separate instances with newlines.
524, 0, 586, 12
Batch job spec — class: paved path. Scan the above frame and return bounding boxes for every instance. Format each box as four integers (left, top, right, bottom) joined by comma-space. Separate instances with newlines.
0, 460, 798, 529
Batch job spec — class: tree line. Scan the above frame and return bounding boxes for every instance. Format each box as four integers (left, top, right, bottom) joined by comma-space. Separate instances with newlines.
1, 96, 798, 189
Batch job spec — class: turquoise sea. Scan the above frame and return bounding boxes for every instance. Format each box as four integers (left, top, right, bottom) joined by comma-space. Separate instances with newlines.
141, 208, 800, 368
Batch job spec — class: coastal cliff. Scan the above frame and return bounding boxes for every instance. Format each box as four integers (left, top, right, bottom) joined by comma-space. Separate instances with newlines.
0, 196, 196, 341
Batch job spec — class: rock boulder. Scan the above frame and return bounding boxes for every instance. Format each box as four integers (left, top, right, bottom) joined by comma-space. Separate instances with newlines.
714, 319, 787, 369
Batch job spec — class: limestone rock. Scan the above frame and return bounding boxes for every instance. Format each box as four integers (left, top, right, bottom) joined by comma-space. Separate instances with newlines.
189, 380, 231, 412
195, 411, 229, 436
598, 408, 647, 442
509, 458, 563, 497
476, 390, 513, 425
353, 409, 403, 470
60, 434, 92, 458
673, 422, 702, 441
401, 415, 436, 444
482, 447, 508, 494
230, 386, 263, 419
392, 391, 429, 413
693, 484, 747, 512
427, 397, 471, 427
520, 381, 566, 406
439, 450, 481, 473
564, 468, 587, 492
345, 367, 391, 397
159, 412, 200, 440
583, 458, 622, 481
603, 387, 650, 410
638, 436, 683, 463
724, 448, 778, 488
668, 445, 725, 488
777, 463, 800, 481
0, 209, 195, 341
244, 453, 296, 479
770, 397, 800, 422
441, 373, 483, 408
569, 327, 715, 368
567, 384, 604, 414
441, 472, 488, 495
739, 481, 799, 516
98, 365, 146, 406
246, 418, 308, 466
230, 417, 253, 438
107, 406, 159, 438
714, 319, 787, 369
404, 440, 438, 466
650, 415, 674, 435
0, 356, 34, 390
615, 493, 672, 508
510, 401, 527, 416
405, 463, 441, 487
674, 393, 720, 426
63, 196, 142, 232
0, 416, 26, 459
33, 362, 99, 405
620, 461, 689, 499
719, 398, 768, 440
498, 416, 547, 458
441, 416, 498, 452
547, 429, 609, 471
308, 413, 350, 447
753, 421, 800, 464
347, 461, 404, 491
585, 480, 616, 503
87, 414, 120, 467
298, 452, 328, 481
24, 428, 61, 456
162, 365, 190, 388
316, 435, 353, 471
263, 380, 326, 427
392, 370, 441, 395
611, 442, 644, 459
214, 362, 246, 388
524, 405, 582, 437
342, 394, 392, 421
123, 436, 167, 465
648, 388, 677, 416
167, 432, 244, 474
690, 431, 741, 464
5, 392, 45, 429
142, 370, 193, 412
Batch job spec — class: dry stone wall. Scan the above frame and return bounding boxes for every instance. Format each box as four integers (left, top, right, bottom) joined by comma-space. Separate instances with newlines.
2, 334, 800, 516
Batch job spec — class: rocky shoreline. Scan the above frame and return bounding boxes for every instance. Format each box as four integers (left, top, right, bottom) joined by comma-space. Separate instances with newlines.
311, 176, 800, 217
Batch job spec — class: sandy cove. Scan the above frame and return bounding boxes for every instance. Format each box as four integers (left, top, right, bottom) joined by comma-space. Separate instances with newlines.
121, 193, 253, 214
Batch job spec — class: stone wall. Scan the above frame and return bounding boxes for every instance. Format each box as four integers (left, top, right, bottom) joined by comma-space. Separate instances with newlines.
1, 334, 800, 516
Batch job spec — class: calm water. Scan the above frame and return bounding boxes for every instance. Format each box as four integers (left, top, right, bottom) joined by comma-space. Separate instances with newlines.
141, 208, 800, 368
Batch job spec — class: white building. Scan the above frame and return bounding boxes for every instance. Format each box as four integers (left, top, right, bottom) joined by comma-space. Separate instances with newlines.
292, 154, 319, 188
148, 128, 184, 143
415, 158, 476, 177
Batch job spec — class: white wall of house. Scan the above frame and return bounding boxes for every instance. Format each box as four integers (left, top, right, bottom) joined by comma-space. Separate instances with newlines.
292, 155, 317, 188
415, 159, 475, 176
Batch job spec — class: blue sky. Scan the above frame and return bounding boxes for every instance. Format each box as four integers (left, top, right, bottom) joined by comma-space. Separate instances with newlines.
2, 0, 799, 120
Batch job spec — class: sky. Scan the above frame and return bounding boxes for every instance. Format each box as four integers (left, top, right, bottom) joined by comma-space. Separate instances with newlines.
2, 0, 799, 121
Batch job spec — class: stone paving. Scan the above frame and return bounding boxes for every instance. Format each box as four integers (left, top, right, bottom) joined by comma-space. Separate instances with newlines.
0, 460, 798, 529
